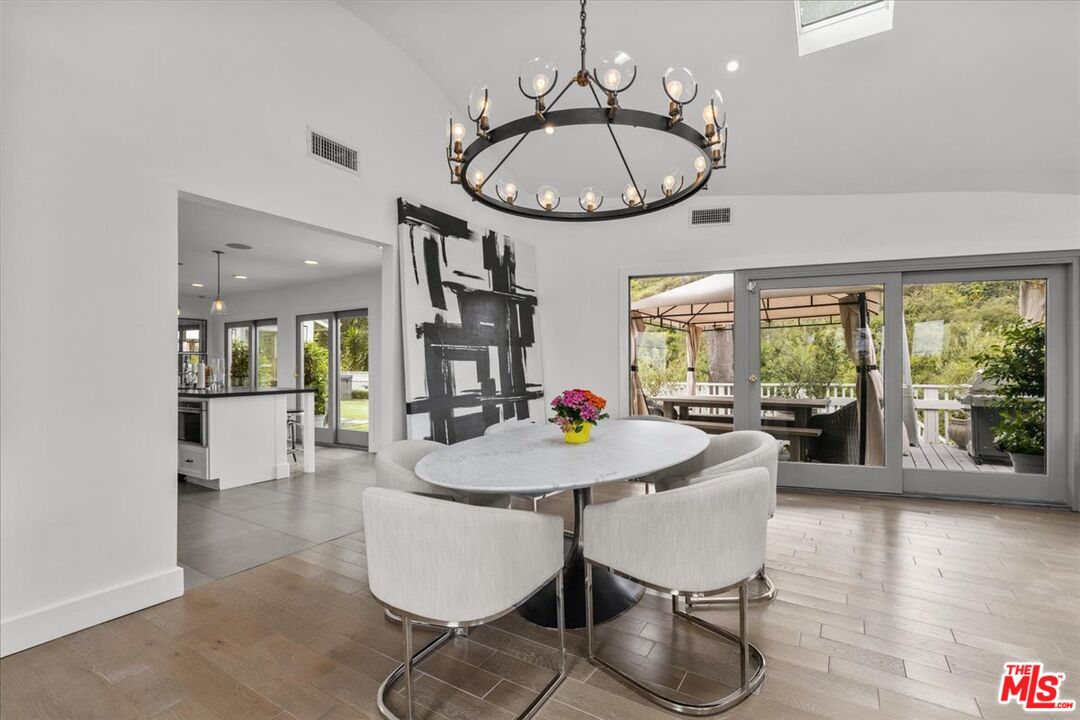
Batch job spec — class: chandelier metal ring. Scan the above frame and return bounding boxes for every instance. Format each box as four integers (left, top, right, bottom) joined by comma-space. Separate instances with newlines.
459, 108, 714, 222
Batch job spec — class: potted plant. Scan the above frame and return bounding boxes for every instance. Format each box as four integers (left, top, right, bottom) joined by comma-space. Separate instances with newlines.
549, 389, 609, 444
973, 320, 1046, 474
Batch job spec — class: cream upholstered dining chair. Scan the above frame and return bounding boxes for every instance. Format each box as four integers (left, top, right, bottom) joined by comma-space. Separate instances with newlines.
364, 488, 566, 720
653, 430, 780, 606
582, 468, 770, 715
375, 439, 511, 508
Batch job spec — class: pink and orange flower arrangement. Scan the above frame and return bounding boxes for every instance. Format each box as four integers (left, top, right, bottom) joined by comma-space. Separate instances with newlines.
549, 388, 610, 444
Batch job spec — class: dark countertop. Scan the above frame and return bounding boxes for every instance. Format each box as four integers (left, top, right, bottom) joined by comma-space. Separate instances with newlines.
178, 387, 315, 399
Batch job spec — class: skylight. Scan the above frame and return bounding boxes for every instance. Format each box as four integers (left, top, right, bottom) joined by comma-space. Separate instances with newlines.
794, 0, 894, 56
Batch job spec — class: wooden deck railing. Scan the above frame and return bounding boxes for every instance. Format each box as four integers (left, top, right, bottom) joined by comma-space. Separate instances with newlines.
657, 382, 969, 444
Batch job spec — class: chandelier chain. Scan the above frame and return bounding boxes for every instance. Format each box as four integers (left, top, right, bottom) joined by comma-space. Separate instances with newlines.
579, 0, 587, 73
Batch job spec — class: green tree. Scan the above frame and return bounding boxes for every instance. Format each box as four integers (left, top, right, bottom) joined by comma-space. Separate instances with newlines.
257, 329, 277, 387
339, 317, 369, 372
760, 323, 850, 397
303, 341, 329, 416
230, 338, 250, 387
973, 320, 1046, 455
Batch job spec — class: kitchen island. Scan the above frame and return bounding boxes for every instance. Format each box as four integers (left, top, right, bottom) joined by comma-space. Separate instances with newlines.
178, 387, 315, 490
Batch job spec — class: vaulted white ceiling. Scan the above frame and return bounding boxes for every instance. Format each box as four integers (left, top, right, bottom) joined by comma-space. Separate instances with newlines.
340, 0, 1079, 198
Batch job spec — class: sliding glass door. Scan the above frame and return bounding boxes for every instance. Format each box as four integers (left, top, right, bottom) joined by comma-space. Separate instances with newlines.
899, 266, 1068, 503
738, 272, 903, 494
730, 263, 1070, 503
297, 309, 369, 448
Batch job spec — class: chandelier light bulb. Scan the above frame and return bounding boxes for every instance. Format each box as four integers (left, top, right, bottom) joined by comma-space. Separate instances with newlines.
520, 56, 558, 98
695, 156, 708, 174
452, 122, 466, 141
498, 178, 519, 204
537, 184, 560, 211
469, 84, 491, 118
544, 123, 555, 135
623, 183, 642, 206
597, 49, 636, 92
663, 175, 676, 190
663, 66, 696, 103
579, 186, 603, 212
661, 168, 683, 197
471, 169, 485, 189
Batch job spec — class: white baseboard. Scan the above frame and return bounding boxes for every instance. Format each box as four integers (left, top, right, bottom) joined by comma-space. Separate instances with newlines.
0, 566, 184, 657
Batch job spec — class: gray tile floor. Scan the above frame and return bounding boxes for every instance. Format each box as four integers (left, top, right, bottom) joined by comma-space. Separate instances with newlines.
177, 446, 373, 589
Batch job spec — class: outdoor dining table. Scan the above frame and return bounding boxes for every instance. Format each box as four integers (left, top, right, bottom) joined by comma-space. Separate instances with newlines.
414, 418, 709, 629
653, 394, 843, 461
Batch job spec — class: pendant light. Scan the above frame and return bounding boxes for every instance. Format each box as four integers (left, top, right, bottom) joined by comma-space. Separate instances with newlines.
209, 250, 228, 315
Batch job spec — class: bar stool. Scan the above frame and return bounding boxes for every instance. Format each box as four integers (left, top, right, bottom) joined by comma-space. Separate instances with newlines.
286, 409, 304, 463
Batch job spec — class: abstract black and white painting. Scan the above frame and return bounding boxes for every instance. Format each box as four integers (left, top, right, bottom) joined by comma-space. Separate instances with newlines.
398, 198, 545, 443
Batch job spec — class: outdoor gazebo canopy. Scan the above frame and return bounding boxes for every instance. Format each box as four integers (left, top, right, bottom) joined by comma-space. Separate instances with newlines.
631, 273, 881, 331
630, 273, 897, 466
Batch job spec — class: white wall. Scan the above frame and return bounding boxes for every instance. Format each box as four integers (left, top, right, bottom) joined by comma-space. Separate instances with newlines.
0, 0, 536, 656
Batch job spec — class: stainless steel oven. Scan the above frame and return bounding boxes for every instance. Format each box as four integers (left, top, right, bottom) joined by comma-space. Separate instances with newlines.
178, 400, 207, 447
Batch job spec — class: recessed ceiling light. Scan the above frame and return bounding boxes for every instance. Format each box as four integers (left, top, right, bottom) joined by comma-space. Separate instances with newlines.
726, 60, 739, 72
225, 242, 253, 250
304, 259, 319, 265
232, 274, 248, 280
191, 282, 204, 288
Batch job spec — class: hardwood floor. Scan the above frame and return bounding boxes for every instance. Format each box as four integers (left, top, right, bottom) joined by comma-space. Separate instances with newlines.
3, 485, 1078, 720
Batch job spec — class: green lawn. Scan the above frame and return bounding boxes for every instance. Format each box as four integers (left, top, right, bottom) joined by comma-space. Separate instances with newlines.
339, 398, 369, 431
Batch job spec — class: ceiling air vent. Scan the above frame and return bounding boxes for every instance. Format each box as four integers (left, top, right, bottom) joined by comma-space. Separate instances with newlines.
689, 207, 731, 227
307, 127, 359, 175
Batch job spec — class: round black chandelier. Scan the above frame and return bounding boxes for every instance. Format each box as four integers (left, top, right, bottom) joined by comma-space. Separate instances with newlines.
445, 0, 728, 222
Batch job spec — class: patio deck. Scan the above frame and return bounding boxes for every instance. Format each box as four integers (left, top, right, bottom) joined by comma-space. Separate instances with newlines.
904, 441, 1014, 473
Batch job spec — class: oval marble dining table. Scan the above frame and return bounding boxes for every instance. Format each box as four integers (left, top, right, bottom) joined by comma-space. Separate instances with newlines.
414, 419, 709, 629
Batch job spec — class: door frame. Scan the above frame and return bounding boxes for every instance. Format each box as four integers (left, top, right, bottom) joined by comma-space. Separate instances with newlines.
734, 270, 904, 494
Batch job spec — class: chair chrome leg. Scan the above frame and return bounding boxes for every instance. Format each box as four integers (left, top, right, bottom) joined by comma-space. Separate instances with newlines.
402, 617, 415, 720
377, 575, 566, 720
687, 565, 776, 608
589, 581, 765, 716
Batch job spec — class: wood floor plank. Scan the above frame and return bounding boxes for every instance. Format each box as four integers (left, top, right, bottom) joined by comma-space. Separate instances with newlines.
4, 489, 1077, 720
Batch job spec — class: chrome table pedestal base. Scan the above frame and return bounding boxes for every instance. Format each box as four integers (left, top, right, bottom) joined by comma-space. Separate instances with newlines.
518, 488, 645, 629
